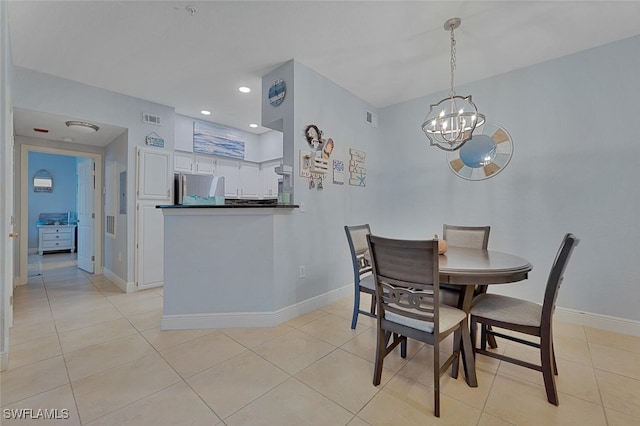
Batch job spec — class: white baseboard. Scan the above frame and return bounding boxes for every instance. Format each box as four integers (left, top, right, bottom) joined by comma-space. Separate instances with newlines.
1, 351, 7, 371
103, 268, 136, 293
162, 284, 352, 330
555, 307, 640, 337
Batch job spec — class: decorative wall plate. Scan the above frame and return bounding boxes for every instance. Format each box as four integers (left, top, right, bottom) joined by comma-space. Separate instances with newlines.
446, 123, 513, 180
268, 79, 286, 107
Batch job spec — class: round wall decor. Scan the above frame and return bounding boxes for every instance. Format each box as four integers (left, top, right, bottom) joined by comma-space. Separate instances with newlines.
268, 79, 286, 107
446, 123, 513, 180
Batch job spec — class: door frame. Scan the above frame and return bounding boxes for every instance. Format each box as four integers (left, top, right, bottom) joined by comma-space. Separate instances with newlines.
19, 144, 103, 284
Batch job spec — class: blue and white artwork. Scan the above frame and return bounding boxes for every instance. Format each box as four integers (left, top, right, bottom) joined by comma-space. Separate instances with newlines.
193, 121, 245, 159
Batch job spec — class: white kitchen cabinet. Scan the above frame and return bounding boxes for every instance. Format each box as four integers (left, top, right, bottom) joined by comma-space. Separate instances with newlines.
261, 160, 281, 198
217, 158, 241, 197
38, 225, 76, 255
137, 147, 171, 201
174, 152, 194, 173
239, 162, 259, 198
195, 155, 215, 175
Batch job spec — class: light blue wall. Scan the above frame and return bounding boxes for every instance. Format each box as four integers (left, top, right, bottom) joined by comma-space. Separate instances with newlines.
268, 61, 381, 310
378, 34, 640, 321
27, 152, 77, 249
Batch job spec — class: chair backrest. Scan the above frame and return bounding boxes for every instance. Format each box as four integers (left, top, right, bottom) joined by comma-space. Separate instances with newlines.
367, 234, 440, 332
443, 224, 490, 249
541, 233, 579, 323
344, 224, 372, 278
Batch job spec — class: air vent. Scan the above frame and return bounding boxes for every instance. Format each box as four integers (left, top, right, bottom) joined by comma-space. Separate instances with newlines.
106, 215, 115, 238
365, 110, 378, 128
142, 112, 162, 126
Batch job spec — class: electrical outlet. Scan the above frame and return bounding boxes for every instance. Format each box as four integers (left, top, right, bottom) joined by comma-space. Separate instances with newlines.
299, 265, 306, 278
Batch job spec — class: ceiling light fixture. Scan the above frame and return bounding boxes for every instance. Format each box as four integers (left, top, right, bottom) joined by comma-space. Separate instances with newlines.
249, 123, 258, 128
422, 18, 485, 151
65, 120, 99, 133
200, 110, 211, 116
239, 87, 251, 93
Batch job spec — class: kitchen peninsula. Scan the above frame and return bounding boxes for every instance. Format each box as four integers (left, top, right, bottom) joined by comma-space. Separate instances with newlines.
157, 203, 303, 330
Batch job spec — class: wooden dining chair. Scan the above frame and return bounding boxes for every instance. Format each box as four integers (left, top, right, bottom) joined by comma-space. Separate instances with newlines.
470, 233, 579, 405
442, 224, 496, 355
367, 234, 476, 417
344, 224, 376, 329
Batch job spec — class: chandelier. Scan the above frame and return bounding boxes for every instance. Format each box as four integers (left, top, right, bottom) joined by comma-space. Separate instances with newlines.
422, 18, 485, 151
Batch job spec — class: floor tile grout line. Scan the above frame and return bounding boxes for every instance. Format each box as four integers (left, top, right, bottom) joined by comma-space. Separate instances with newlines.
41, 259, 85, 425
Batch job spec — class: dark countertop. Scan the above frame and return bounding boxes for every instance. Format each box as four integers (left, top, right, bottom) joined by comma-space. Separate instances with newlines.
157, 204, 298, 209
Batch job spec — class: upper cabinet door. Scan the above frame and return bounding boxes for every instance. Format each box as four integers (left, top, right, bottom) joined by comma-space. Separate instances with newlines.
195, 155, 215, 175
174, 152, 194, 173
137, 147, 171, 201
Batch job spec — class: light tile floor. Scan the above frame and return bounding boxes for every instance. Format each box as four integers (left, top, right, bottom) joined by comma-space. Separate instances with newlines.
2, 253, 640, 425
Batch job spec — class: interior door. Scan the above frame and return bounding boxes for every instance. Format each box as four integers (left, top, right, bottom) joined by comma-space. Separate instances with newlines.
77, 158, 95, 273
2, 110, 15, 324
136, 147, 170, 289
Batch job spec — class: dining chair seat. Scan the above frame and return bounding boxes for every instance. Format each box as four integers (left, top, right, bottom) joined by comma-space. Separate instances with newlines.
358, 274, 375, 291
471, 294, 542, 327
386, 305, 466, 334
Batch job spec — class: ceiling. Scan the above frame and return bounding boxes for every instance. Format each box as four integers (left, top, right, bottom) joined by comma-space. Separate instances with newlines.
8, 1, 640, 145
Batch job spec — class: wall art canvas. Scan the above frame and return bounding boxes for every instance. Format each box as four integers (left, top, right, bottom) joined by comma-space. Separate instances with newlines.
193, 121, 245, 159
349, 148, 366, 187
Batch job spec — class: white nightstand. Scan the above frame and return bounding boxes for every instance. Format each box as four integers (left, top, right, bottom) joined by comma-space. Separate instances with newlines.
38, 225, 76, 255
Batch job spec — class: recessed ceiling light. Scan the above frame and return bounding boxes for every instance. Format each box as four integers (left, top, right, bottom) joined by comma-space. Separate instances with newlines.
200, 110, 211, 116
249, 123, 258, 128
65, 120, 99, 133
239, 87, 251, 93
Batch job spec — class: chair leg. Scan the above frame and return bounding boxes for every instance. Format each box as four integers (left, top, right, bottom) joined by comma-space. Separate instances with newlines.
541, 332, 559, 405
480, 324, 488, 351
470, 315, 478, 357
400, 337, 407, 358
451, 329, 461, 379
373, 330, 388, 386
474, 285, 498, 349
351, 287, 361, 329
552, 341, 558, 375
433, 344, 440, 417
460, 320, 478, 387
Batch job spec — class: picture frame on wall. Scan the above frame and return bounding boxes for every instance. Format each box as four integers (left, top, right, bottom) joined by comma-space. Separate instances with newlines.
193, 121, 246, 160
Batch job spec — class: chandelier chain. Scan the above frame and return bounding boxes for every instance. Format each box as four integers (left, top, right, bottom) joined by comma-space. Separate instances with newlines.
449, 24, 456, 98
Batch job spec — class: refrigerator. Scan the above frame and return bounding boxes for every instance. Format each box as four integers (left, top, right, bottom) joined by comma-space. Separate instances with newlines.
174, 173, 225, 205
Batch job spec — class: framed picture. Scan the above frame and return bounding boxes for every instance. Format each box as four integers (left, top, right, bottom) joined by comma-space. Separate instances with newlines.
193, 121, 245, 159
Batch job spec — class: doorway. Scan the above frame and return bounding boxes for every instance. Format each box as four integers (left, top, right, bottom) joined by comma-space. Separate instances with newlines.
19, 144, 103, 285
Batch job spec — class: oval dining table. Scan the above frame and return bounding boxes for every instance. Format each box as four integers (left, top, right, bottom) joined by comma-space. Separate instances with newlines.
438, 246, 533, 386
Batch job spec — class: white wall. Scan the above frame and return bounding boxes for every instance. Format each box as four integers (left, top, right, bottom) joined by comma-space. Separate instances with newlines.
258, 130, 283, 162
104, 131, 128, 280
378, 34, 640, 322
